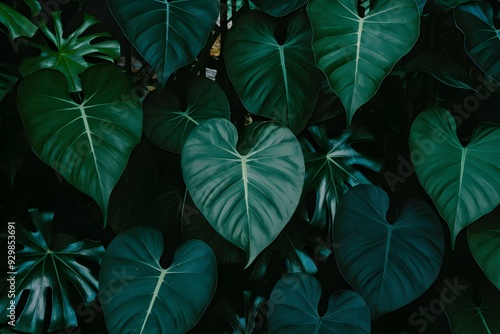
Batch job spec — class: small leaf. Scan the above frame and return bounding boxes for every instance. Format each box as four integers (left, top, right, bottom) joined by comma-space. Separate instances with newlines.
107, 0, 219, 86
143, 76, 230, 154
268, 273, 371, 333
308, 0, 420, 125
99, 226, 217, 334
0, 64, 19, 101
409, 107, 500, 248
0, 2, 37, 39
181, 119, 305, 267
334, 185, 444, 318
454, 1, 500, 83
224, 10, 322, 134
19, 11, 120, 92
0, 209, 104, 333
17, 65, 143, 225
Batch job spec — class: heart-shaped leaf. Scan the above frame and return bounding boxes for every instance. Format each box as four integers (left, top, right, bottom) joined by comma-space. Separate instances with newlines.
107, 0, 219, 86
268, 273, 371, 333
409, 106, 500, 248
0, 209, 104, 333
468, 216, 500, 289
443, 279, 500, 334
307, 0, 420, 126
454, 1, 500, 83
224, 10, 322, 134
19, 11, 120, 92
392, 51, 475, 90
300, 123, 382, 230
99, 226, 217, 334
143, 76, 230, 154
17, 64, 143, 225
181, 119, 305, 267
334, 185, 444, 318
0, 2, 37, 40
250, 0, 307, 17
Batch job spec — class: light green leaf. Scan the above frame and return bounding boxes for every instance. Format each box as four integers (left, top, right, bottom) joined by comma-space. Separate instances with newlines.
392, 51, 475, 90
19, 11, 120, 92
300, 123, 382, 230
334, 185, 444, 318
268, 273, 371, 333
22, 0, 42, 16
307, 0, 420, 126
99, 227, 217, 334
143, 76, 230, 154
443, 279, 500, 334
17, 65, 143, 225
250, 0, 307, 17
181, 119, 305, 267
454, 1, 500, 83
0, 209, 104, 333
107, 0, 219, 86
0, 2, 37, 39
468, 216, 500, 289
224, 10, 322, 134
409, 107, 500, 248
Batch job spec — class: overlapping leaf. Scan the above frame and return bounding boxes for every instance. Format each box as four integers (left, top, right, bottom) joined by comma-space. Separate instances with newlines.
334, 185, 444, 318
224, 11, 322, 134
181, 119, 305, 267
99, 227, 217, 334
455, 1, 500, 83
107, 0, 219, 86
409, 107, 500, 248
17, 65, 143, 225
19, 11, 120, 92
251, 0, 307, 17
0, 209, 104, 333
308, 0, 420, 125
0, 2, 37, 39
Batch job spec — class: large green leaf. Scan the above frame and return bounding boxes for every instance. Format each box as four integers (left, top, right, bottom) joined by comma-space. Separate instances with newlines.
0, 2, 37, 40
334, 185, 444, 318
454, 1, 500, 83
468, 216, 500, 289
409, 107, 500, 248
307, 0, 420, 126
107, 0, 219, 86
268, 273, 371, 333
300, 123, 382, 230
392, 51, 475, 90
19, 11, 120, 92
425, 0, 469, 12
0, 209, 104, 333
443, 279, 500, 334
143, 76, 230, 154
224, 10, 322, 134
181, 119, 305, 267
17, 65, 142, 225
99, 226, 217, 334
250, 0, 307, 17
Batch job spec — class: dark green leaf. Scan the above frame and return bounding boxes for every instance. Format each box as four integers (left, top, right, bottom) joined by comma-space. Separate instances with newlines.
181, 119, 305, 267
409, 107, 500, 248
224, 11, 321, 134
19, 11, 120, 92
454, 1, 500, 83
17, 65, 143, 225
334, 185, 444, 318
22, 0, 42, 16
0, 209, 104, 333
300, 123, 382, 230
0, 2, 37, 40
99, 227, 217, 334
307, 0, 420, 125
393, 51, 475, 90
426, 0, 469, 12
250, 0, 307, 17
268, 273, 371, 333
0, 64, 19, 101
143, 76, 230, 154
107, 0, 219, 86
